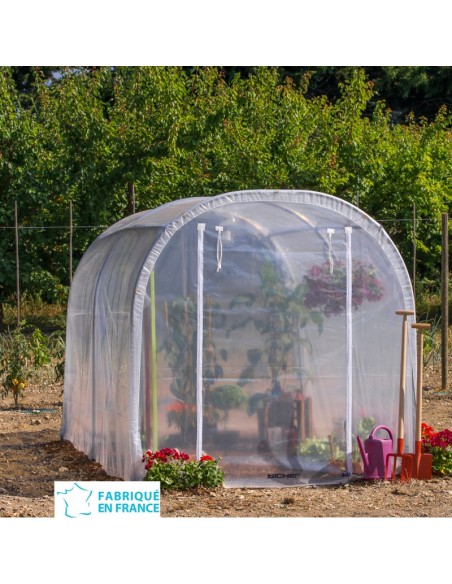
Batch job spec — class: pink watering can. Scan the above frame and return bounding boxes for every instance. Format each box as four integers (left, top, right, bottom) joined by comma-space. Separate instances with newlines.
356, 425, 394, 480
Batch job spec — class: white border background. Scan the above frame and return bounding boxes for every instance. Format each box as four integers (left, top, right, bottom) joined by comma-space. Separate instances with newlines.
2, 1, 452, 65
1, 2, 450, 580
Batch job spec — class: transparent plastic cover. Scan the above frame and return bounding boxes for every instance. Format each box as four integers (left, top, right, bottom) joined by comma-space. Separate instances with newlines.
62, 190, 416, 487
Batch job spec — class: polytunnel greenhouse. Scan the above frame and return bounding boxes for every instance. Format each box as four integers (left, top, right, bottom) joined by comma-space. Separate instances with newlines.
62, 189, 417, 487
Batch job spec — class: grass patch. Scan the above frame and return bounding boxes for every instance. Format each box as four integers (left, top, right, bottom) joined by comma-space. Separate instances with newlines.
2, 294, 67, 332
415, 279, 452, 324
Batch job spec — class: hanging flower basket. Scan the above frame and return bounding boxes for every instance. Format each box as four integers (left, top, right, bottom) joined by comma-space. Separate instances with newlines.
304, 259, 384, 317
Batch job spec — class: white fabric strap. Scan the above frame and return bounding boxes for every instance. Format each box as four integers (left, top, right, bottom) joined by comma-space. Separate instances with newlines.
196, 223, 205, 460
150, 271, 158, 450
215, 225, 224, 272
327, 228, 335, 273
345, 226, 353, 475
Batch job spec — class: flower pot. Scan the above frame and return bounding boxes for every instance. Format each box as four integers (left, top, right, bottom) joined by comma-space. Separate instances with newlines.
267, 396, 294, 428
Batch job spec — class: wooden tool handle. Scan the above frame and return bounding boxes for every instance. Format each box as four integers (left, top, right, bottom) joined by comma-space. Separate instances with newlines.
398, 321, 407, 439
396, 310, 415, 316
412, 323, 430, 441
411, 323, 431, 331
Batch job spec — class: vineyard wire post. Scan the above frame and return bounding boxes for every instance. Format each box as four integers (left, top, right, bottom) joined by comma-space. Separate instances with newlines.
413, 203, 417, 299
441, 212, 449, 391
14, 200, 20, 327
69, 200, 73, 286
127, 181, 135, 215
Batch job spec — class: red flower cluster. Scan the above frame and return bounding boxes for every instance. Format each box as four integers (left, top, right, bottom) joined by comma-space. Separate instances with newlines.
167, 402, 194, 413
200, 454, 214, 462
304, 260, 384, 317
421, 423, 452, 450
142, 447, 190, 470
142, 448, 216, 470
421, 423, 435, 441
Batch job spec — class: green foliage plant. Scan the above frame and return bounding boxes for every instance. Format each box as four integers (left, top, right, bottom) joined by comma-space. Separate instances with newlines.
48, 330, 66, 381
208, 384, 247, 429
353, 416, 376, 463
1, 324, 65, 406
142, 448, 224, 489
161, 296, 227, 432
429, 447, 452, 477
298, 416, 375, 466
422, 423, 452, 476
0, 325, 29, 406
2, 294, 67, 330
231, 260, 321, 394
299, 437, 331, 461
357, 416, 376, 438
421, 316, 441, 368
30, 327, 50, 368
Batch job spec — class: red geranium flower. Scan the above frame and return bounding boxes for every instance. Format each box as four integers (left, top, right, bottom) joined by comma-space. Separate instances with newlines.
421, 422, 436, 443
200, 454, 214, 462
154, 451, 168, 462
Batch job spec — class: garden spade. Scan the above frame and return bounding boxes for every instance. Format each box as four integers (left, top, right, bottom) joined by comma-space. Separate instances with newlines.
411, 322, 432, 480
386, 310, 414, 481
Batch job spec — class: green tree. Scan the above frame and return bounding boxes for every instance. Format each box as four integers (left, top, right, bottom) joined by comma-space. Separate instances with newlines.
106, 66, 190, 211
0, 68, 45, 326
1, 65, 451, 328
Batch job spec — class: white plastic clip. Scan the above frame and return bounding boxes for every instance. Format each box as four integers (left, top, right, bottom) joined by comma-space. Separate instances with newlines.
327, 228, 335, 274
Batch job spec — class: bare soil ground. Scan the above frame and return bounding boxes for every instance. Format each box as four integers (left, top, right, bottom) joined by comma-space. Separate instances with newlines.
1, 363, 451, 518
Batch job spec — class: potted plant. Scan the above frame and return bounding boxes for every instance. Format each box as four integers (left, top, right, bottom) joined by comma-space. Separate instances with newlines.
299, 437, 332, 462
208, 383, 247, 431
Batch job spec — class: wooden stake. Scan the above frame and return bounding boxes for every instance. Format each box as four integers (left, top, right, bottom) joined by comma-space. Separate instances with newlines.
14, 200, 20, 327
127, 181, 135, 215
441, 213, 449, 391
413, 203, 417, 299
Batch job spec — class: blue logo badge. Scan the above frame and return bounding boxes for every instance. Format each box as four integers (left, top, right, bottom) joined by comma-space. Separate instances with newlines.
56, 483, 93, 518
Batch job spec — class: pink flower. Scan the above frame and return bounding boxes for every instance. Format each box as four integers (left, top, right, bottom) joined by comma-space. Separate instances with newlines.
304, 260, 384, 317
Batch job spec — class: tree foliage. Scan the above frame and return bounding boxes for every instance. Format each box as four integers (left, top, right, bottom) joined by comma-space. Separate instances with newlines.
1, 66, 451, 324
